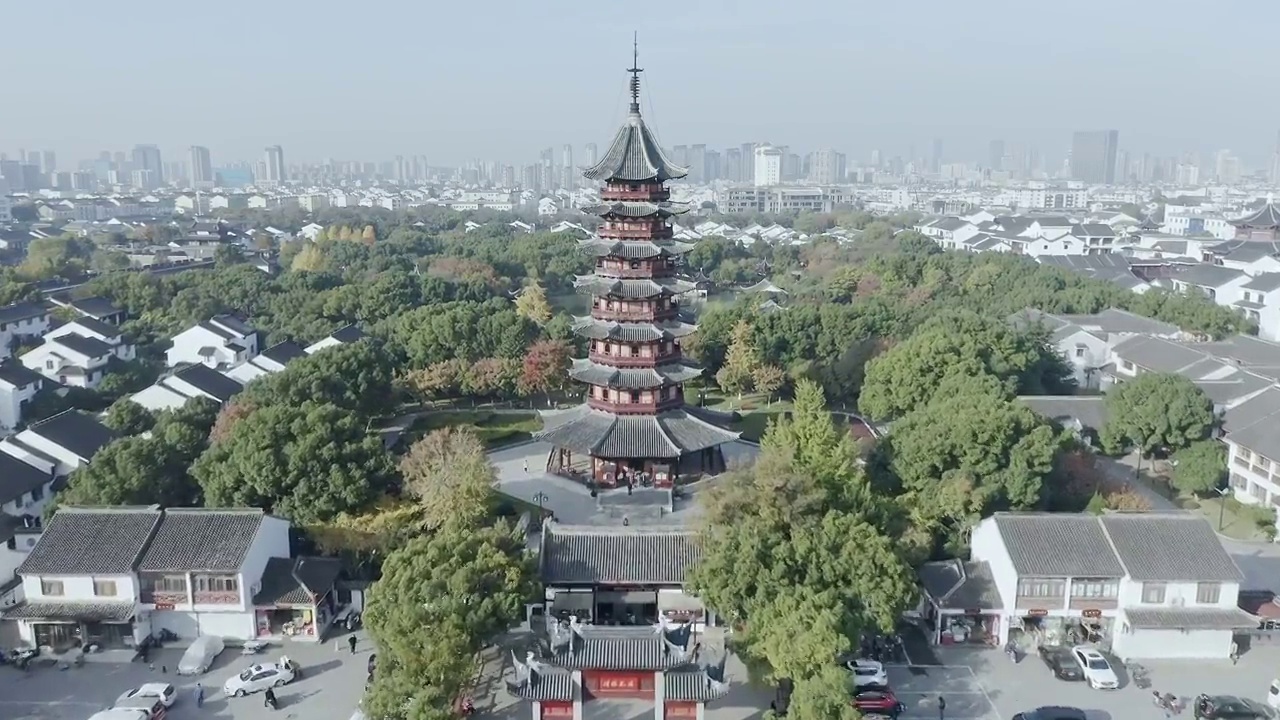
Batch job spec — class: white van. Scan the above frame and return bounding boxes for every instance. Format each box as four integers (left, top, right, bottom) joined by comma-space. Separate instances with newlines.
177, 635, 225, 675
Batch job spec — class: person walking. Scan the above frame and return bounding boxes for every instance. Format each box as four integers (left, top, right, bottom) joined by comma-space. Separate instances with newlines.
1230, 640, 1240, 665
195, 683, 205, 708
348, 635, 358, 654
937, 695, 946, 720
523, 459, 529, 473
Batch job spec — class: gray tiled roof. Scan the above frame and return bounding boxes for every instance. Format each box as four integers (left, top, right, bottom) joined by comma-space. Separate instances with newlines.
547, 625, 691, 670
568, 359, 703, 389
581, 111, 688, 183
52, 332, 114, 358
0, 361, 45, 389
1194, 335, 1280, 368
1223, 387, 1280, 437
508, 668, 575, 701
541, 524, 699, 585
665, 671, 731, 702
0, 600, 137, 622
579, 237, 695, 259
1008, 308, 1071, 333
573, 275, 696, 298
0, 301, 50, 324
917, 560, 1004, 610
582, 201, 692, 219
26, 410, 117, 462
174, 363, 243, 402
1176, 264, 1246, 289
1070, 223, 1117, 237
253, 556, 343, 606
1123, 607, 1258, 630
1243, 273, 1280, 293
993, 514, 1125, 577
931, 217, 972, 232
572, 317, 698, 342
1110, 335, 1208, 373
19, 507, 161, 575
137, 508, 265, 572
1058, 308, 1179, 337
1099, 512, 1243, 582
535, 404, 739, 458
0, 452, 53, 506
1234, 202, 1280, 228
1018, 396, 1109, 432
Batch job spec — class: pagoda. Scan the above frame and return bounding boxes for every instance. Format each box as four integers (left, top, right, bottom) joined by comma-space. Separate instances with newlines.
1232, 195, 1280, 240
536, 48, 738, 489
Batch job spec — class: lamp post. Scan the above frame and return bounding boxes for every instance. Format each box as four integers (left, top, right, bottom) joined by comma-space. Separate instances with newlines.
533, 491, 550, 520
1215, 486, 1229, 531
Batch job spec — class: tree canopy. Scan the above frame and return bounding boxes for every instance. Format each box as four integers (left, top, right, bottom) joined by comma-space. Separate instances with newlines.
1101, 372, 1215, 454
399, 427, 495, 531
1172, 439, 1227, 495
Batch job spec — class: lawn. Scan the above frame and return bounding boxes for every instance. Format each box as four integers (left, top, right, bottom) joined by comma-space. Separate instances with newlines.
405, 410, 543, 449
1180, 494, 1273, 542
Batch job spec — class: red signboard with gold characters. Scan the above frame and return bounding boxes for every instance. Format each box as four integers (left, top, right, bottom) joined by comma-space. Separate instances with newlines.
665, 701, 697, 719
583, 670, 653, 697
542, 701, 573, 719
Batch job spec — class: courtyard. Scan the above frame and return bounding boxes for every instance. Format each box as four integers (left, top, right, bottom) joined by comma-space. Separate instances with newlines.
0, 631, 369, 720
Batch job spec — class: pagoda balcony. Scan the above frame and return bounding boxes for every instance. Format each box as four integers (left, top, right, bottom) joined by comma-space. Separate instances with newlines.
602, 188, 671, 202
591, 306, 680, 323
594, 266, 677, 280
589, 350, 681, 367
588, 396, 685, 414
598, 227, 674, 240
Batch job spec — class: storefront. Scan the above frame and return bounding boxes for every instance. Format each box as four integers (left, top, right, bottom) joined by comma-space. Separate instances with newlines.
1014, 609, 1116, 649
935, 610, 1001, 646
917, 559, 1004, 647
2, 601, 138, 650
250, 556, 342, 642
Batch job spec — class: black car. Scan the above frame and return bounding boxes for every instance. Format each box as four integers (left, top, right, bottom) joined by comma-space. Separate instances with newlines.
1037, 645, 1085, 682
1194, 694, 1278, 720
1013, 707, 1087, 720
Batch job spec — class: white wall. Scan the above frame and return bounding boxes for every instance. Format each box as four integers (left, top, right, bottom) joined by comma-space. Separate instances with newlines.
1112, 628, 1231, 659
239, 516, 291, 605
13, 430, 88, 473
969, 518, 1017, 609
1116, 577, 1240, 610
22, 573, 138, 603
0, 379, 40, 431
166, 326, 242, 369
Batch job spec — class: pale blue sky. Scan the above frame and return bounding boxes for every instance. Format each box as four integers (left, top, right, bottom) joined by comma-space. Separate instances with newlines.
6, 0, 1279, 167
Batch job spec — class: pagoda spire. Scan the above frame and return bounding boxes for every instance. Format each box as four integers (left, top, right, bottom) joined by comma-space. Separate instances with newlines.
627, 32, 643, 115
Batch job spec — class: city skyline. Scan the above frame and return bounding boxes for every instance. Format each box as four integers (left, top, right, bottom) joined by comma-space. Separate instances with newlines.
3, 1, 1280, 165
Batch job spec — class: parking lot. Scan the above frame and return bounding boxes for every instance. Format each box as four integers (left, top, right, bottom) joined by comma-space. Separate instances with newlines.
0, 632, 369, 720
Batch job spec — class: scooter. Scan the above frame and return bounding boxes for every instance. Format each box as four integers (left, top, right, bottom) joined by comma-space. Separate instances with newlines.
1153, 691, 1184, 715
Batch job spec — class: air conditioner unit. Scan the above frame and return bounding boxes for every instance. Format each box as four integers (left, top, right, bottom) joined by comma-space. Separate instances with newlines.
1171, 597, 1186, 607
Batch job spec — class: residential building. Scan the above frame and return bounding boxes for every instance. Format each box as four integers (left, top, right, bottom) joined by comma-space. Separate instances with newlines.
304, 325, 366, 355
224, 341, 307, 384
1221, 387, 1280, 525
1009, 308, 1183, 389
753, 146, 782, 186
0, 362, 45, 432
131, 363, 244, 412
2, 506, 343, 646
1071, 130, 1119, 184
0, 302, 53, 360
20, 318, 135, 389
131, 145, 164, 188
807, 149, 846, 185
165, 315, 261, 369
917, 512, 1255, 659
189, 146, 214, 189
717, 187, 852, 214
262, 146, 286, 187
46, 296, 126, 325
1, 409, 117, 481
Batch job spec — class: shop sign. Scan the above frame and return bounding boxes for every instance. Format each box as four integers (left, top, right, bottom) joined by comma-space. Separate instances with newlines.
1081, 609, 1102, 618
1026, 609, 1048, 617
599, 676, 640, 691
542, 702, 573, 719
153, 603, 175, 611
665, 702, 697, 718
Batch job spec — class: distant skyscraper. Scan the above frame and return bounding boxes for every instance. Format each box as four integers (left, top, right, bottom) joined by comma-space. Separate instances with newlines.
1271, 131, 1280, 185
263, 145, 286, 186
1070, 130, 1119, 184
724, 148, 742, 183
189, 146, 214, 188
688, 144, 706, 184
988, 140, 1005, 171
740, 143, 755, 182
931, 138, 943, 173
670, 145, 689, 169
131, 144, 164, 187
27, 151, 42, 171
561, 144, 574, 189
753, 145, 782, 186
870, 149, 882, 168
809, 149, 847, 185
704, 150, 721, 182
585, 143, 598, 167
42, 151, 56, 174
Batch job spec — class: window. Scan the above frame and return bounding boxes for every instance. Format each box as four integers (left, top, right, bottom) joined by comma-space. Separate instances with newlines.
1017, 578, 1065, 598
41, 579, 64, 596
1070, 578, 1119, 599
148, 575, 187, 593
45, 360, 54, 370
93, 579, 117, 597
1141, 582, 1166, 603
1121, 359, 1134, 371
1075, 346, 1086, 358
1196, 582, 1221, 604
195, 575, 239, 593
1231, 473, 1248, 490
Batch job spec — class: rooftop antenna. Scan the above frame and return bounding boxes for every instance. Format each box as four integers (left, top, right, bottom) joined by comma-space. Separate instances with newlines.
627, 32, 643, 115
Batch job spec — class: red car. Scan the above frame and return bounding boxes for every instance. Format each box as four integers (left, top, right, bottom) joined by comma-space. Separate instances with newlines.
854, 689, 905, 718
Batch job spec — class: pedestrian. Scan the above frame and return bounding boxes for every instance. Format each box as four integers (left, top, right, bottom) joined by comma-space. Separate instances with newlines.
523, 459, 529, 473
937, 695, 946, 720
348, 635, 358, 654
195, 683, 204, 708
1230, 640, 1240, 665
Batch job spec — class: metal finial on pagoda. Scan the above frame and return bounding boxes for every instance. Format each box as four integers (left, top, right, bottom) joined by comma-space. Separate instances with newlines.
627, 32, 643, 115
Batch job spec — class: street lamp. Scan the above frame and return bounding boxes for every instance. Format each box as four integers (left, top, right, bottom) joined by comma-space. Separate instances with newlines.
1215, 486, 1229, 531
533, 491, 550, 520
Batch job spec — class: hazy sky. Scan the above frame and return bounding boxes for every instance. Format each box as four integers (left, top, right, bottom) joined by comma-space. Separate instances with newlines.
6, 0, 1280, 168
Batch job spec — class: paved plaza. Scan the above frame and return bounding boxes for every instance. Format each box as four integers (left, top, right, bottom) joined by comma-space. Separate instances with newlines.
0, 632, 369, 720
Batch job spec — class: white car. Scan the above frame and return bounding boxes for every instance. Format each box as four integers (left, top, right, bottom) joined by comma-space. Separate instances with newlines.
845, 658, 889, 688
1071, 646, 1118, 689
177, 635, 226, 675
223, 660, 297, 697
117, 683, 177, 708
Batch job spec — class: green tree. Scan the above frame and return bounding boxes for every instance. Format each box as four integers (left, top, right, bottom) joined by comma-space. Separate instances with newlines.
291, 243, 327, 272
363, 522, 535, 720
103, 399, 156, 435
753, 364, 786, 404
399, 428, 495, 530
1172, 440, 1226, 495
1101, 372, 1215, 454
192, 401, 395, 523
59, 435, 200, 507
514, 281, 552, 326
242, 340, 396, 418
785, 667, 860, 720
715, 320, 760, 398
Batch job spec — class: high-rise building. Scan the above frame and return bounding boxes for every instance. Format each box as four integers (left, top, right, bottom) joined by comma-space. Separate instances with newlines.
988, 140, 1005, 171
189, 146, 214, 188
1214, 149, 1240, 184
585, 143, 598, 167
931, 138, 944, 173
753, 146, 782, 186
740, 142, 755, 182
42, 150, 56, 175
1070, 130, 1119, 184
724, 148, 742, 183
704, 150, 721, 182
688, 144, 706, 184
131, 144, 164, 187
808, 149, 847, 185
670, 145, 689, 169
533, 59, 737, 492
262, 145, 286, 186
0, 159, 23, 191
561, 144, 574, 190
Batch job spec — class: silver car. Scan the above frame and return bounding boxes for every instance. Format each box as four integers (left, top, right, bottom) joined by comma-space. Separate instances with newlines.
222, 660, 296, 697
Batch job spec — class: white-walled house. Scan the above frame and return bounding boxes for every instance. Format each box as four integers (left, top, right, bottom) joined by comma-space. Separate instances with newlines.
131, 364, 243, 412
224, 341, 307, 384
304, 325, 365, 354
166, 315, 261, 369
1221, 387, 1280, 530
917, 512, 1255, 659
1, 507, 345, 647
0, 302, 53, 360
1, 410, 117, 480
20, 318, 136, 390
0, 362, 46, 432
1009, 308, 1182, 389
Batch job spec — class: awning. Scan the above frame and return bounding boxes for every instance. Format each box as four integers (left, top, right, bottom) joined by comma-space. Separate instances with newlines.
1, 601, 136, 622
1124, 607, 1259, 631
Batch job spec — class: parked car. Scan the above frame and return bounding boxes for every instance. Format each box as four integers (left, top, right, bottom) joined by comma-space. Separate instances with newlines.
116, 683, 177, 708
1071, 646, 1118, 690
1194, 694, 1278, 719
853, 689, 905, 718
223, 660, 297, 697
1037, 645, 1084, 682
177, 636, 226, 675
88, 711, 152, 720
1012, 707, 1088, 720
111, 695, 168, 720
845, 658, 889, 688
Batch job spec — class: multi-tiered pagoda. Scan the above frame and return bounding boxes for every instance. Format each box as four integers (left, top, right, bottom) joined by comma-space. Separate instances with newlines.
536, 55, 738, 489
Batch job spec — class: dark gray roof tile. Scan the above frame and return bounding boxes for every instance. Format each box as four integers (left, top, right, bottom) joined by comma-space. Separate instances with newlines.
536, 405, 738, 459
138, 508, 265, 572
582, 110, 688, 183
918, 560, 1003, 610
1123, 607, 1258, 630
18, 507, 161, 575
27, 410, 117, 461
541, 524, 698, 585
1098, 512, 1242, 582
993, 513, 1125, 577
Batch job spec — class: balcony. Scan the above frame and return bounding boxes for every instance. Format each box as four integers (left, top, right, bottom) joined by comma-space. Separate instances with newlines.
594, 266, 677, 279
589, 351, 679, 367
193, 590, 241, 605
1014, 596, 1066, 612
1067, 596, 1118, 611
591, 307, 679, 323
598, 227, 673, 240
588, 397, 684, 415
602, 188, 670, 202
141, 590, 187, 606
